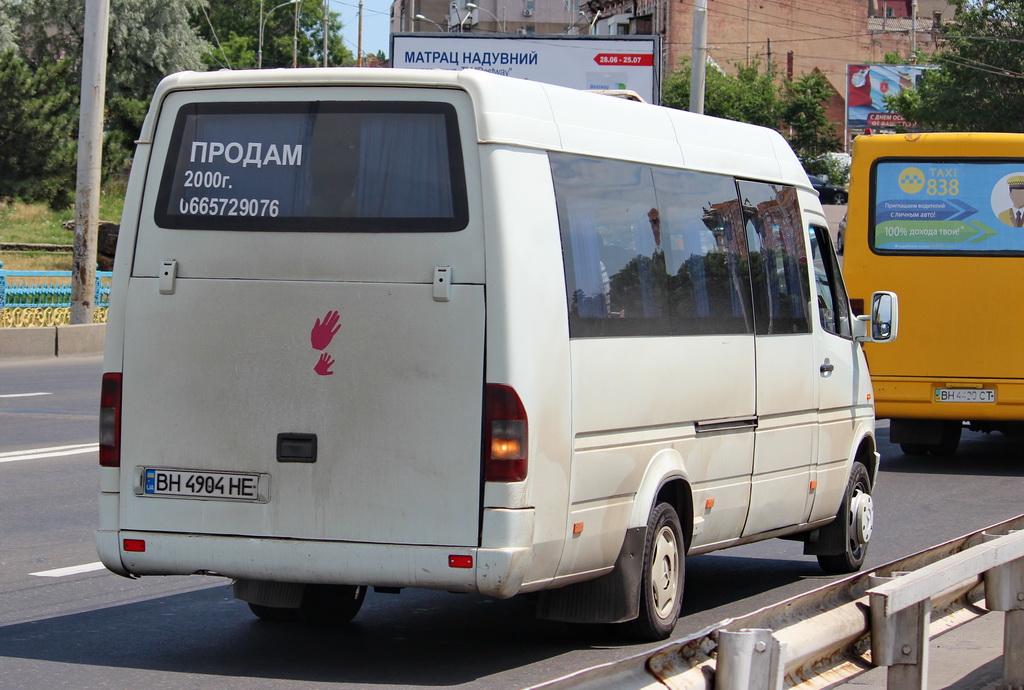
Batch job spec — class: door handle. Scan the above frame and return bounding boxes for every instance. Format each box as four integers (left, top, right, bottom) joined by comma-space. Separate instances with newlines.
820, 358, 835, 376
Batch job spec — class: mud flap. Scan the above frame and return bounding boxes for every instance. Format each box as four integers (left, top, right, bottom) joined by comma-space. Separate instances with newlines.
535, 526, 646, 624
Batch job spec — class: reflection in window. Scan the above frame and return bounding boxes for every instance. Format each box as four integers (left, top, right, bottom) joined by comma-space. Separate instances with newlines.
737, 181, 811, 335
810, 226, 853, 338
551, 153, 757, 337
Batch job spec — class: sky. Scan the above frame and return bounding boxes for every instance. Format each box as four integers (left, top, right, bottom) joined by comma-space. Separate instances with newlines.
333, 0, 393, 59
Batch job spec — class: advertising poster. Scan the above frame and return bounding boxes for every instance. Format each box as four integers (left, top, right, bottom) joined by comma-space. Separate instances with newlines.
392, 34, 660, 104
873, 160, 1024, 253
846, 64, 933, 131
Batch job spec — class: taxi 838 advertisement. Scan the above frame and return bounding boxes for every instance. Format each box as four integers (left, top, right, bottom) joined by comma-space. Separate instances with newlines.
873, 160, 1024, 253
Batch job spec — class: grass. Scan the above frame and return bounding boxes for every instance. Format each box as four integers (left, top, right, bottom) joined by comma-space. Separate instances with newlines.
0, 178, 126, 271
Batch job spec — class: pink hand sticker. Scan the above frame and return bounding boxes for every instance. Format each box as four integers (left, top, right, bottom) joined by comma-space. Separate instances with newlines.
314, 352, 335, 376
311, 310, 341, 351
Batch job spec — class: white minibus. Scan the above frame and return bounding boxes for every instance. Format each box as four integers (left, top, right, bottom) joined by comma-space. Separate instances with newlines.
97, 68, 897, 640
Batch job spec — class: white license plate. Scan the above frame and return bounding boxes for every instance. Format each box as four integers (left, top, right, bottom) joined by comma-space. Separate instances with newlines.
934, 388, 996, 403
142, 468, 263, 501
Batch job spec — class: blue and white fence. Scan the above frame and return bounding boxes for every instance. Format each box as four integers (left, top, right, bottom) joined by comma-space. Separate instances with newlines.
0, 261, 113, 327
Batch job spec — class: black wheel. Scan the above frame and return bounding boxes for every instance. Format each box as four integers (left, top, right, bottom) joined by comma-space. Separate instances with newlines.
931, 422, 962, 457
297, 584, 367, 625
900, 443, 930, 456
899, 423, 961, 457
817, 462, 873, 574
835, 191, 848, 205
248, 602, 300, 622
621, 502, 684, 641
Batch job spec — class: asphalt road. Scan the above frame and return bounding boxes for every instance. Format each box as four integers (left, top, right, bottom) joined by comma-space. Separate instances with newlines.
1, 353, 1021, 689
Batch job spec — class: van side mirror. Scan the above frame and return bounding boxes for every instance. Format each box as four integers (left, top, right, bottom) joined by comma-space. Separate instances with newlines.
854, 291, 899, 343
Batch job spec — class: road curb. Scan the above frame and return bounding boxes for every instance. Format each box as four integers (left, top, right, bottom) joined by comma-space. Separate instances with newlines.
0, 324, 105, 358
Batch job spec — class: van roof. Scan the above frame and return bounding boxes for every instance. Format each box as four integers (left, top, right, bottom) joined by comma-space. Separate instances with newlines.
147, 68, 804, 185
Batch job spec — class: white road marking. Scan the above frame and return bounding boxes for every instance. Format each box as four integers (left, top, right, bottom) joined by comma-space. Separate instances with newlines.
0, 392, 52, 399
30, 562, 107, 578
0, 443, 99, 464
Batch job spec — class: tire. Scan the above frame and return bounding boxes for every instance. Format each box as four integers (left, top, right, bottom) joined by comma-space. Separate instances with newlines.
817, 462, 873, 575
931, 422, 962, 457
900, 443, 930, 456
835, 191, 848, 205
248, 602, 300, 622
621, 502, 684, 641
297, 584, 367, 625
899, 423, 961, 457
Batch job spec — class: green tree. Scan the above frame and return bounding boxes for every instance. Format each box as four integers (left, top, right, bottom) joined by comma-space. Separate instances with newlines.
16, 0, 208, 101
0, 0, 16, 53
8, 0, 209, 188
885, 0, 1024, 131
781, 71, 842, 176
0, 53, 78, 207
663, 58, 782, 129
196, 0, 354, 70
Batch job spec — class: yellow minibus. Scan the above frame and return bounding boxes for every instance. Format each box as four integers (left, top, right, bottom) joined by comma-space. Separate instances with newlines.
844, 133, 1024, 456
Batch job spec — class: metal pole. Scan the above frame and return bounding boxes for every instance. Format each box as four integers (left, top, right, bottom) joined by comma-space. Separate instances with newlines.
689, 0, 707, 114
323, 0, 329, 66
71, 0, 109, 325
258, 0, 265, 68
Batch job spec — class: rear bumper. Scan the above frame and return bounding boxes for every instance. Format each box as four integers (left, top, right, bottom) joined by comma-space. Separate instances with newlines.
873, 376, 1024, 421
95, 527, 535, 598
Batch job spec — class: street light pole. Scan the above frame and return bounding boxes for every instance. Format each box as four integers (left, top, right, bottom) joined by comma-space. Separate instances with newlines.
258, 0, 298, 68
465, 2, 505, 32
414, 13, 446, 31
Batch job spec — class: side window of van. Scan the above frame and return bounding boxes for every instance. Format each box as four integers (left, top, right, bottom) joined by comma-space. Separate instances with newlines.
551, 153, 754, 338
651, 168, 755, 335
810, 225, 853, 338
737, 181, 811, 335
154, 101, 469, 232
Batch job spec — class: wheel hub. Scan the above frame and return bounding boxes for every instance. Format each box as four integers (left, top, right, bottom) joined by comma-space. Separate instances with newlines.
851, 489, 873, 545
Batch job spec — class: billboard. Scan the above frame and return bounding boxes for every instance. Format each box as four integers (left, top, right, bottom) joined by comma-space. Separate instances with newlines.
391, 34, 660, 105
873, 160, 1024, 254
845, 63, 934, 133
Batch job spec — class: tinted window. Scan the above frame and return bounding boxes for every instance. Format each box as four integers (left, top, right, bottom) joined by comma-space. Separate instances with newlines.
810, 226, 852, 338
155, 101, 468, 232
737, 181, 811, 335
552, 153, 754, 337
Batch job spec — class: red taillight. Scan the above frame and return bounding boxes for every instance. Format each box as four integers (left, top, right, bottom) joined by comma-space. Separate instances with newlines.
99, 373, 122, 467
123, 539, 145, 552
483, 384, 528, 482
448, 555, 473, 568
850, 298, 865, 317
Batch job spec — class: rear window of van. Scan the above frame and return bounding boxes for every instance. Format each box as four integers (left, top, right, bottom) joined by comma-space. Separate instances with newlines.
154, 101, 468, 232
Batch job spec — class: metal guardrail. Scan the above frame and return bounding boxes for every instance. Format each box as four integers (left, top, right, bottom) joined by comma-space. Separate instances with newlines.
0, 261, 113, 310
528, 514, 1024, 690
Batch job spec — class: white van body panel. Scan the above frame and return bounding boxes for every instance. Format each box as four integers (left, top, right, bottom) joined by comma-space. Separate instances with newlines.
97, 68, 878, 625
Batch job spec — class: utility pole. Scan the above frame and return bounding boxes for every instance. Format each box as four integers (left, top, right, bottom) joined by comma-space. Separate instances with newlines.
293, 0, 299, 67
689, 0, 708, 114
323, 0, 329, 66
910, 0, 918, 62
357, 0, 364, 66
71, 0, 109, 325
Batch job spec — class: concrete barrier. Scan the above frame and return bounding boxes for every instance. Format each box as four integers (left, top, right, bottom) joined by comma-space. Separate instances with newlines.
0, 326, 57, 358
0, 324, 105, 358
56, 323, 105, 356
